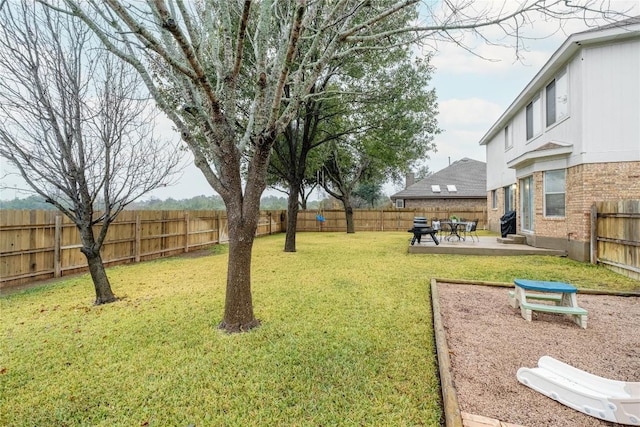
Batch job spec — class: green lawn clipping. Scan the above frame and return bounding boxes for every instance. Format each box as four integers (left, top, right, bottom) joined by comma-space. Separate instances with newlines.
1, 232, 637, 426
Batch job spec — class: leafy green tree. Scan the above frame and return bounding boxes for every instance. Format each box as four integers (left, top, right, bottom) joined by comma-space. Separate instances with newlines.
270, 24, 437, 247
267, 77, 342, 251
415, 164, 434, 182
126, 195, 226, 210
313, 53, 439, 233
0, 195, 57, 210
57, 0, 627, 331
260, 195, 288, 211
353, 182, 385, 209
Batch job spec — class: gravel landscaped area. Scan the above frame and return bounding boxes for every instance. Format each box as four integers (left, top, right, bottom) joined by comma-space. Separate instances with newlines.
435, 281, 640, 427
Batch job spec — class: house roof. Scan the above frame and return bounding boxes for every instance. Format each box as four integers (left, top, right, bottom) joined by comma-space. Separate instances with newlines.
478, 16, 640, 146
391, 158, 486, 200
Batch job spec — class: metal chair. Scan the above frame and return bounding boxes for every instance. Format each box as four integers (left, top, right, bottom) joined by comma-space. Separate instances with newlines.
464, 219, 479, 242
431, 220, 441, 238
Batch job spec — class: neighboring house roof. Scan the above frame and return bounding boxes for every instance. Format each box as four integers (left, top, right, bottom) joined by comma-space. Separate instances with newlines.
478, 16, 640, 146
391, 158, 486, 200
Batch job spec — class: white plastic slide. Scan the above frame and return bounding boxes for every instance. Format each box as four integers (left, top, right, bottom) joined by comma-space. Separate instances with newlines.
517, 356, 640, 425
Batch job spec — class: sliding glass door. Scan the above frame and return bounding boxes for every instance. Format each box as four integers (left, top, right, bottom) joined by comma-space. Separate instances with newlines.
520, 176, 534, 232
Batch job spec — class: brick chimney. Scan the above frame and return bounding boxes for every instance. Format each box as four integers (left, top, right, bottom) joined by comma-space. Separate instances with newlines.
405, 172, 415, 189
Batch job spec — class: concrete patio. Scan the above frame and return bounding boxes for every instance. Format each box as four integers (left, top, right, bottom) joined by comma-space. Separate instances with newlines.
408, 235, 567, 256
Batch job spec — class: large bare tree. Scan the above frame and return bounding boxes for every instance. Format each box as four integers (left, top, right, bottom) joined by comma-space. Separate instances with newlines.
50, 0, 630, 331
0, 2, 182, 304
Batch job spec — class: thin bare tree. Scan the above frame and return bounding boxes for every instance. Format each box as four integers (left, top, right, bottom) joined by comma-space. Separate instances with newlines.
49, 0, 630, 330
0, 2, 183, 304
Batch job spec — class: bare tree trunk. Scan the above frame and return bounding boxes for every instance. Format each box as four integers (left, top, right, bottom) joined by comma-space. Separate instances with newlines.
84, 250, 117, 305
79, 227, 117, 305
219, 222, 260, 333
344, 204, 355, 234
217, 166, 262, 332
284, 182, 300, 252
327, 186, 356, 233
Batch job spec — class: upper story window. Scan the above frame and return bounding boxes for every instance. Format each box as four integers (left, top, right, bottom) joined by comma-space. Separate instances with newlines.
395, 199, 404, 208
504, 124, 513, 150
546, 70, 568, 127
526, 96, 542, 140
544, 169, 566, 217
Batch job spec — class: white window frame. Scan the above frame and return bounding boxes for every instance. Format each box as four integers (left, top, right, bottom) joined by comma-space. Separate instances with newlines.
504, 124, 513, 150
526, 96, 542, 141
395, 199, 404, 208
544, 169, 566, 217
546, 70, 568, 128
491, 189, 497, 209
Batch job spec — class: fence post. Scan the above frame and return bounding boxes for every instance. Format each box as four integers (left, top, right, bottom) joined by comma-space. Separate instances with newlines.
590, 203, 597, 264
135, 213, 141, 263
184, 212, 190, 253
54, 215, 61, 278
216, 212, 220, 244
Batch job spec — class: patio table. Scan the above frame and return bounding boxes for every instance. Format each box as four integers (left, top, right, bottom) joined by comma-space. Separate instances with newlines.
441, 221, 468, 241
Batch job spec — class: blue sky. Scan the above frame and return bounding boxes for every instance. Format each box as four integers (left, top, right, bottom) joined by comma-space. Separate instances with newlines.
2, 3, 637, 201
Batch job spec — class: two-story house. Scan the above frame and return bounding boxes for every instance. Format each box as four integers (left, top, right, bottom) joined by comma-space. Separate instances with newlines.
479, 17, 640, 262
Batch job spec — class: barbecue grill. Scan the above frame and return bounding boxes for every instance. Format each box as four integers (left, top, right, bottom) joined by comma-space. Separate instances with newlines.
408, 217, 439, 245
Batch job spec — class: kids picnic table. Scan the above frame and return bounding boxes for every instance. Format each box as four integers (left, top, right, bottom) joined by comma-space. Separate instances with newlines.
509, 279, 588, 328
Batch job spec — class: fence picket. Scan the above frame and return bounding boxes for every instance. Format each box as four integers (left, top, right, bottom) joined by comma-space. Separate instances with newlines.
3, 202, 636, 286
1, 210, 285, 288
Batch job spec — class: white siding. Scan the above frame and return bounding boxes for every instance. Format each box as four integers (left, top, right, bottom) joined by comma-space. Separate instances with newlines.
581, 39, 640, 164
484, 29, 640, 195
504, 54, 582, 166
487, 38, 640, 184
485, 130, 516, 191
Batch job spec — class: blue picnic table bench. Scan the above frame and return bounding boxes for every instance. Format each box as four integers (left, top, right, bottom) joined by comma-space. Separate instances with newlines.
509, 279, 588, 328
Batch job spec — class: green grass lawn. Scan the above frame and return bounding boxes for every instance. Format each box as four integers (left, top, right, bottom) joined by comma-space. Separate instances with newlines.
1, 232, 638, 426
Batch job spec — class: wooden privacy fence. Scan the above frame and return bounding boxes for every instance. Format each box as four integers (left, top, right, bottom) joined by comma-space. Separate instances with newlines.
296, 208, 487, 232
0, 209, 285, 288
591, 200, 640, 280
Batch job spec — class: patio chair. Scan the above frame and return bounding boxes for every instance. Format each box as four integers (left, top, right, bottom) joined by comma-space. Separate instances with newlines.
464, 219, 479, 242
438, 219, 452, 239
431, 220, 441, 237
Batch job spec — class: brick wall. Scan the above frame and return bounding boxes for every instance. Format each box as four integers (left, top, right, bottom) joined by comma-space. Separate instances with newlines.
404, 198, 485, 211
486, 161, 640, 260
486, 187, 520, 233
534, 162, 640, 242
487, 189, 510, 233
